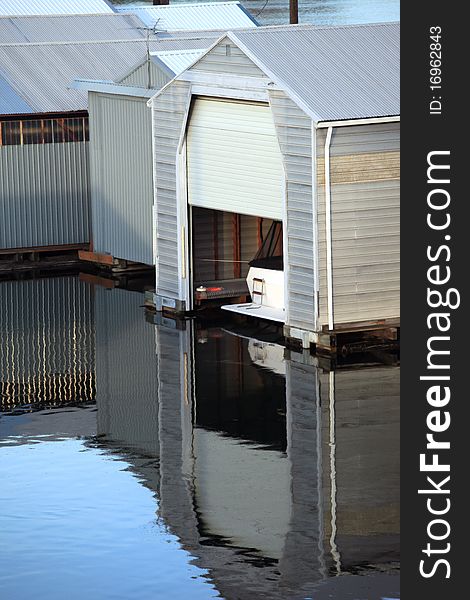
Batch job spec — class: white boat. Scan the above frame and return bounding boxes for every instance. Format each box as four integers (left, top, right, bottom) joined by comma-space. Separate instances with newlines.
222, 221, 286, 323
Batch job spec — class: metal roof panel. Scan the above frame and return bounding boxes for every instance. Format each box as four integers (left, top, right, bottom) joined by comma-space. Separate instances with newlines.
230, 22, 399, 122
0, 39, 160, 114
0, 75, 34, 115
0, 13, 146, 43
0, 0, 114, 16
115, 2, 257, 31
152, 49, 207, 76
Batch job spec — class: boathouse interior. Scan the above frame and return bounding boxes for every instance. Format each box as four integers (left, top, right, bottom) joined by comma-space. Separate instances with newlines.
191, 207, 281, 305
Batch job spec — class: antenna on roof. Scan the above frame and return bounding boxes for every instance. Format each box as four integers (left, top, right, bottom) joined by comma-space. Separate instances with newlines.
136, 20, 162, 89
146, 29, 153, 89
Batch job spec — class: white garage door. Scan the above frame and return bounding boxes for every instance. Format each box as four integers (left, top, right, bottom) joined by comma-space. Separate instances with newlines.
187, 98, 285, 220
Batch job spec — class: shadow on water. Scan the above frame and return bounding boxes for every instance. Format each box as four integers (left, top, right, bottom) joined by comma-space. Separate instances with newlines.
0, 276, 399, 599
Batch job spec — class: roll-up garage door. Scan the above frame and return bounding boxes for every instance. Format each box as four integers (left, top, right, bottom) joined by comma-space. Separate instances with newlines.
187, 98, 285, 220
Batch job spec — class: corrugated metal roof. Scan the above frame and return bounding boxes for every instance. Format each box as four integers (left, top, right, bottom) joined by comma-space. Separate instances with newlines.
145, 34, 220, 49
229, 22, 399, 122
115, 2, 257, 31
151, 49, 206, 76
114, 36, 215, 85
0, 39, 164, 115
0, 0, 114, 15
0, 74, 33, 114
0, 13, 146, 43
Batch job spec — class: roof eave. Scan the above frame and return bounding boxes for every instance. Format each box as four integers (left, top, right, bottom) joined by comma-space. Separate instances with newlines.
73, 79, 157, 97
316, 115, 401, 128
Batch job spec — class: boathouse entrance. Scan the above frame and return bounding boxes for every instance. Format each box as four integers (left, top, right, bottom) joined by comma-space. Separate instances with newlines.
186, 96, 286, 309
190, 207, 278, 306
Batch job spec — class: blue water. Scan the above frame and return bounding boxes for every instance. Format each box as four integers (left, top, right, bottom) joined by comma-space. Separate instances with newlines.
0, 438, 217, 600
0, 279, 400, 599
114, 0, 400, 27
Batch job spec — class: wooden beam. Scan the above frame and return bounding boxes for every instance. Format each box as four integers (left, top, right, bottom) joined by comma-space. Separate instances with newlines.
290, 0, 299, 24
78, 250, 117, 266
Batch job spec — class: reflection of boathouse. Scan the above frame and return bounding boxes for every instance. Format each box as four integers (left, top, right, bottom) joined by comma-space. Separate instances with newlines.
93, 287, 399, 598
0, 276, 95, 411
94, 287, 159, 457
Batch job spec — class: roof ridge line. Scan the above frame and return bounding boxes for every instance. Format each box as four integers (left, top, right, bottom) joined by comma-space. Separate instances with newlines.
0, 12, 123, 20
0, 38, 149, 47
236, 20, 400, 34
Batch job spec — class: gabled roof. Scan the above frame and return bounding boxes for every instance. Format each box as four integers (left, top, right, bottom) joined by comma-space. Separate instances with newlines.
114, 37, 215, 86
151, 49, 207, 77
0, 13, 146, 43
115, 2, 257, 31
74, 44, 212, 98
0, 0, 114, 16
229, 22, 400, 122
165, 22, 399, 124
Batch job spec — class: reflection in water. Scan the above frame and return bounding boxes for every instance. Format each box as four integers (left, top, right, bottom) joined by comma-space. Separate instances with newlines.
95, 287, 159, 457
0, 277, 95, 412
0, 278, 399, 599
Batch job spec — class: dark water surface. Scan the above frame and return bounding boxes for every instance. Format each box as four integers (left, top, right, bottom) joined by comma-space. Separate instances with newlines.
114, 0, 399, 27
0, 277, 399, 599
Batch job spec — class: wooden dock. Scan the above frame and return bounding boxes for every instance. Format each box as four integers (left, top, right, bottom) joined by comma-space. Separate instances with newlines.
0, 243, 87, 275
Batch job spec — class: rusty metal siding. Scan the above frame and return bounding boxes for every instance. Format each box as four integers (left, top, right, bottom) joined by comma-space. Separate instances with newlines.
88, 92, 154, 265
0, 141, 90, 249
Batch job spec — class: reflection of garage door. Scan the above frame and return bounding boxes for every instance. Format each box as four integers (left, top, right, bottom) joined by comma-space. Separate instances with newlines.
187, 98, 285, 220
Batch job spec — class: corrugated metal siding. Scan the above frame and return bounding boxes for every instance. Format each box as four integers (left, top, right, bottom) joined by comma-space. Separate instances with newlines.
0, 141, 90, 249
232, 22, 399, 122
0, 0, 114, 15
88, 92, 154, 264
152, 80, 191, 299
95, 287, 159, 456
269, 90, 315, 331
0, 276, 95, 411
115, 2, 257, 31
119, 60, 170, 89
191, 39, 265, 76
316, 123, 400, 326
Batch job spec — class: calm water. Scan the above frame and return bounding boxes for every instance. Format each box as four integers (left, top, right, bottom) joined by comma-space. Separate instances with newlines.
0, 277, 399, 599
114, 0, 400, 27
